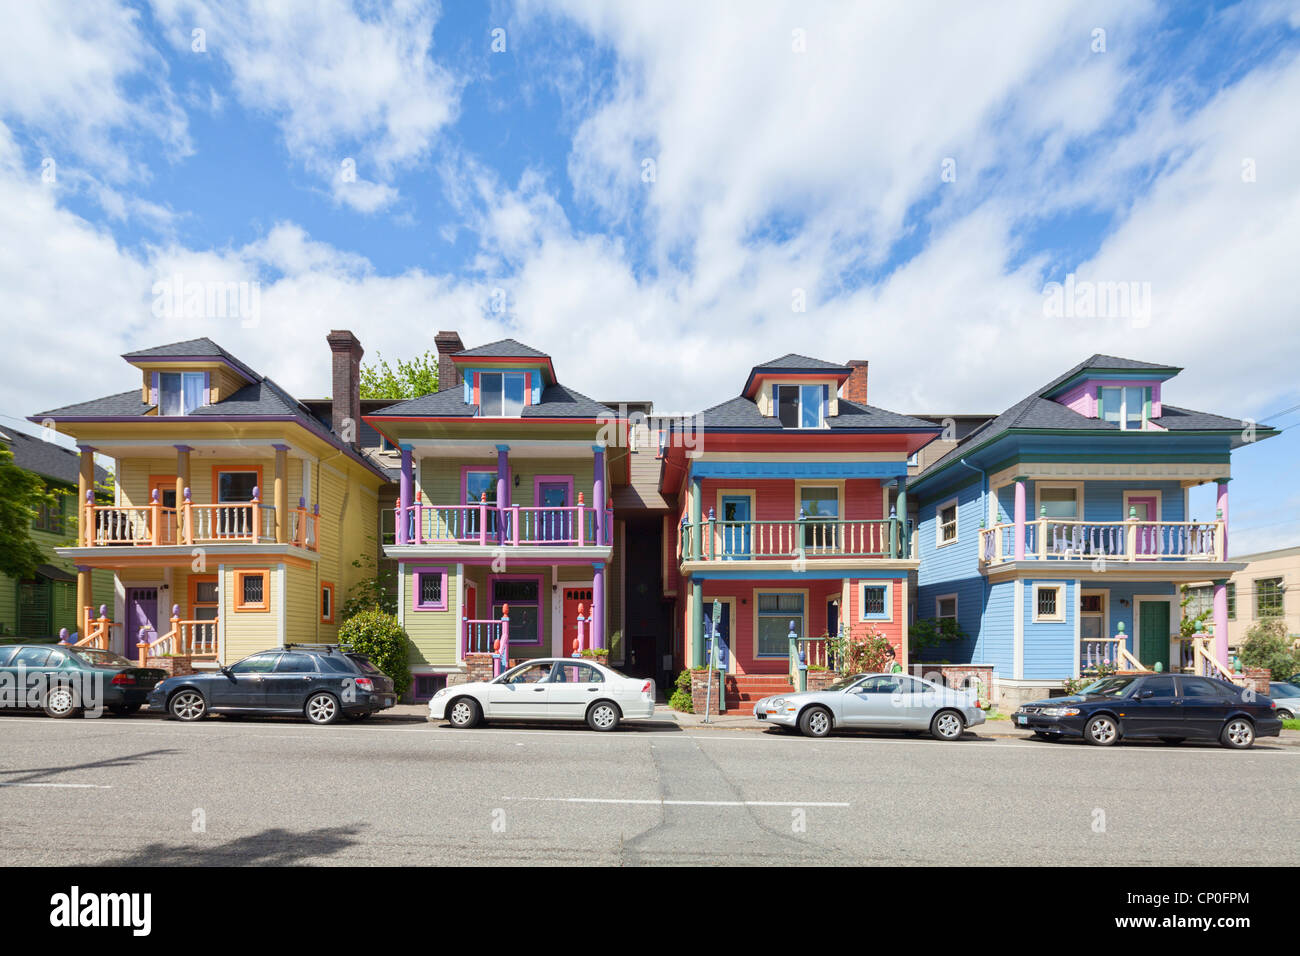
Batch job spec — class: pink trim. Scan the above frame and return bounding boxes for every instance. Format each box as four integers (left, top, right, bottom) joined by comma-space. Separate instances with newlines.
460, 465, 497, 506
411, 565, 449, 611
487, 573, 543, 646
1059, 380, 1164, 420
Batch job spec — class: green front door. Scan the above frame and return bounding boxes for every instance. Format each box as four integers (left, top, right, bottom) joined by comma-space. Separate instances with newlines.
1137, 601, 1170, 670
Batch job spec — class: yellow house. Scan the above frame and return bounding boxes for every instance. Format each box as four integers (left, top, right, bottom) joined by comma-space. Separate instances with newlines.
31, 332, 387, 667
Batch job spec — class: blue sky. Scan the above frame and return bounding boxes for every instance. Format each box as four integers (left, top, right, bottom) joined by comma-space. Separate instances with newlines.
0, 0, 1297, 551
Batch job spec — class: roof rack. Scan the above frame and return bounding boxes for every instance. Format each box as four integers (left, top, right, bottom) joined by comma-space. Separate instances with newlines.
283, 643, 348, 652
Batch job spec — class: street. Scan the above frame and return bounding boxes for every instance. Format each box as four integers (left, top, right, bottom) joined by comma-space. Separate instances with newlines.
1, 713, 1296, 866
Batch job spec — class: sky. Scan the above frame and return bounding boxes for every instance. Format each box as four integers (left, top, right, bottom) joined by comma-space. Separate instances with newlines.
0, 0, 1297, 553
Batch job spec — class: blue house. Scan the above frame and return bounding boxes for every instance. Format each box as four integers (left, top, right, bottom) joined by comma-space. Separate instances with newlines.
908, 356, 1278, 708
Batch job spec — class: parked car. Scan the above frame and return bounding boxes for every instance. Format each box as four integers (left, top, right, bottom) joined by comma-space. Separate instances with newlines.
148, 645, 396, 724
429, 657, 656, 731
0, 643, 165, 717
753, 672, 986, 739
1265, 681, 1300, 720
1012, 674, 1282, 748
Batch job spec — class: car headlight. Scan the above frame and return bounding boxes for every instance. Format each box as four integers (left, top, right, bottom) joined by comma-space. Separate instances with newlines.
432, 687, 449, 699
1040, 706, 1080, 717
771, 698, 786, 709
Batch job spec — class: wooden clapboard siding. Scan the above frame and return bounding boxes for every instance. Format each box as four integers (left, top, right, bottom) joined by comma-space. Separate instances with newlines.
222, 563, 280, 662
402, 562, 460, 667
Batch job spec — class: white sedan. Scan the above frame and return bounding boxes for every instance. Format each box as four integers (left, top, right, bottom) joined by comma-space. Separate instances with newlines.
429, 657, 656, 731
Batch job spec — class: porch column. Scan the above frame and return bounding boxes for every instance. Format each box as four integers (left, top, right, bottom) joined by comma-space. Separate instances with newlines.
75, 565, 92, 628
174, 444, 191, 541
77, 445, 96, 545
397, 445, 413, 545
272, 444, 289, 543
592, 561, 605, 650
1216, 478, 1230, 559
689, 474, 702, 560
1213, 578, 1230, 670
1013, 477, 1027, 561
894, 478, 908, 558
691, 578, 704, 667
496, 445, 509, 543
592, 444, 606, 546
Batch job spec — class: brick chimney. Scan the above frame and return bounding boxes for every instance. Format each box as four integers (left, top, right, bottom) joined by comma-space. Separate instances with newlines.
843, 360, 869, 404
435, 330, 464, 392
326, 330, 363, 448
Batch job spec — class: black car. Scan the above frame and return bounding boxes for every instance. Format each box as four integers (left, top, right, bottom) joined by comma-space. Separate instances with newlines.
148, 645, 397, 724
1012, 673, 1283, 749
0, 643, 165, 717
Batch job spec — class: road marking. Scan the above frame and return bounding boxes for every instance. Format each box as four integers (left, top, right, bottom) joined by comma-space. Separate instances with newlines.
0, 782, 112, 789
505, 796, 850, 807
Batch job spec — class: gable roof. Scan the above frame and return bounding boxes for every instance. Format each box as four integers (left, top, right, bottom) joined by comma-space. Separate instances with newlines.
452, 338, 549, 359
753, 353, 851, 372
367, 382, 614, 421
1, 428, 108, 486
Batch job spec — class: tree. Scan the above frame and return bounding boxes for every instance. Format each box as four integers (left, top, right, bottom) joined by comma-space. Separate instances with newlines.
1239, 618, 1300, 680
1178, 584, 1212, 638
337, 609, 412, 698
0, 444, 54, 579
359, 350, 438, 399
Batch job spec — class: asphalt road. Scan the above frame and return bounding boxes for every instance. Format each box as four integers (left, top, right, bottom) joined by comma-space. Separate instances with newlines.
1, 712, 1296, 866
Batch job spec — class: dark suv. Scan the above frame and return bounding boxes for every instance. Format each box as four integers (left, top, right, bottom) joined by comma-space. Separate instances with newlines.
149, 645, 396, 724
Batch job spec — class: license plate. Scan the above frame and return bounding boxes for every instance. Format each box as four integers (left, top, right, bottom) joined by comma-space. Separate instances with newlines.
1017, 715, 1027, 726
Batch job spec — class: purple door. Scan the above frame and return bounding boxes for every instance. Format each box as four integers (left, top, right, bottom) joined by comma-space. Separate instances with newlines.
126, 588, 159, 662
538, 482, 570, 541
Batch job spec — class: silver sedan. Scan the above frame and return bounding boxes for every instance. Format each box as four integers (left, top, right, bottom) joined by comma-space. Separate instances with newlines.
753, 672, 986, 739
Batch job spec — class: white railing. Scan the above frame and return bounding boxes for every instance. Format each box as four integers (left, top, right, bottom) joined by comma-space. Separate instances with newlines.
683, 517, 901, 561
140, 611, 219, 659
981, 518, 1224, 565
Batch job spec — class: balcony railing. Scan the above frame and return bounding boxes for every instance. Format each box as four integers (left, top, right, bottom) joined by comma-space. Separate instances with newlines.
79, 490, 317, 551
139, 607, 219, 659
979, 517, 1224, 566
680, 515, 906, 562
385, 495, 614, 548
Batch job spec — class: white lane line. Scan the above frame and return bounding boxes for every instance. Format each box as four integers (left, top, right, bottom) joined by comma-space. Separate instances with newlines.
505, 797, 850, 807
0, 782, 112, 789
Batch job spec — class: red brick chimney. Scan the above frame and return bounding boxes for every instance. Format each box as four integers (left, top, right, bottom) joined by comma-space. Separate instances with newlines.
434, 330, 464, 392
843, 360, 869, 404
326, 330, 363, 448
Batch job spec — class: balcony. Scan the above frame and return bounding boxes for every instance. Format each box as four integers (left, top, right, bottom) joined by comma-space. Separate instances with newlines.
679, 516, 909, 564
383, 498, 614, 550
77, 491, 318, 551
978, 517, 1224, 567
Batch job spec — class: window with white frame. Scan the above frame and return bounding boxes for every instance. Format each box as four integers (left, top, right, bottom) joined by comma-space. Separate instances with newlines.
773, 384, 828, 429
858, 582, 892, 622
936, 594, 957, 621
158, 371, 207, 416
478, 372, 526, 417
1098, 386, 1151, 430
936, 499, 958, 546
1033, 584, 1065, 622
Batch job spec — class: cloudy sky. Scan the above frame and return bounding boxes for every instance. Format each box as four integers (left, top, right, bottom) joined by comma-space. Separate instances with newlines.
0, 0, 1296, 552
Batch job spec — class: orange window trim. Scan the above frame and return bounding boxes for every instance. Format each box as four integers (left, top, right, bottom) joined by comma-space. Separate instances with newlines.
320, 581, 335, 624
189, 574, 219, 618
148, 474, 178, 503
211, 465, 265, 504
233, 568, 270, 612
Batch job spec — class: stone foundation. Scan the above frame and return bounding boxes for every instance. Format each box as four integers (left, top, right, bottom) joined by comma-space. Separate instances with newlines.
913, 664, 995, 704
690, 669, 723, 717
1239, 667, 1270, 696
807, 669, 841, 692
145, 655, 194, 677
464, 653, 495, 684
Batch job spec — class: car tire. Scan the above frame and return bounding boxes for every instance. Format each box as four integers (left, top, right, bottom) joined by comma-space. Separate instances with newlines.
930, 709, 965, 741
305, 692, 342, 725
798, 705, 832, 738
586, 700, 621, 732
168, 690, 207, 722
1159, 736, 1185, 745
1084, 714, 1119, 746
1219, 718, 1254, 749
447, 697, 480, 729
110, 703, 142, 716
41, 684, 81, 719
1277, 709, 1294, 720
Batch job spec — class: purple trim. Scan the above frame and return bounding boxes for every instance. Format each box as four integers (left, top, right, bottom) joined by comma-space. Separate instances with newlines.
411, 565, 449, 611
123, 354, 256, 383
150, 372, 159, 408
533, 474, 574, 506
488, 573, 543, 646
591, 562, 605, 650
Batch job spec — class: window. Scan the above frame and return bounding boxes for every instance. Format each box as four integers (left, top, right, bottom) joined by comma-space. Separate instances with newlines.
229, 652, 279, 674
1227, 582, 1236, 620
217, 470, 260, 503
504, 661, 554, 684
936, 498, 958, 546
1039, 486, 1079, 552
756, 593, 803, 657
1256, 577, 1284, 618
774, 384, 828, 428
1098, 386, 1150, 430
320, 582, 334, 624
412, 673, 447, 703
800, 485, 839, 549
412, 567, 447, 611
159, 371, 207, 416
936, 594, 957, 620
32, 493, 67, 534
1141, 675, 1177, 698
1033, 584, 1064, 622
494, 577, 541, 645
234, 569, 268, 611
191, 577, 219, 622
478, 372, 526, 417
854, 675, 902, 695
463, 469, 498, 537
858, 582, 892, 622
553, 662, 604, 684
274, 653, 317, 673
1080, 594, 1103, 613
11, 646, 51, 667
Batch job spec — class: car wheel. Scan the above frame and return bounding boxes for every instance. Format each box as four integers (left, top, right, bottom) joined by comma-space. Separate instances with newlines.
586, 701, 621, 732
305, 692, 341, 725
1220, 718, 1254, 749
798, 705, 832, 738
447, 697, 480, 729
169, 690, 207, 722
1277, 709, 1294, 720
109, 703, 141, 716
1084, 714, 1119, 746
1159, 737, 1185, 745
930, 709, 965, 741
42, 684, 81, 719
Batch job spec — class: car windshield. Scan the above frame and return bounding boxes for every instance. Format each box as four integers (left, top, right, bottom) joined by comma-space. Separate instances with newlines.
827, 676, 868, 692
70, 648, 133, 668
1269, 682, 1300, 697
1076, 676, 1138, 697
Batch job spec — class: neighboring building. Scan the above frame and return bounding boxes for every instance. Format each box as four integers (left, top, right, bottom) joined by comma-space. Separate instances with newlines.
0, 428, 113, 639
909, 355, 1279, 707
31, 334, 388, 666
1187, 546, 1300, 653
366, 335, 633, 701
906, 413, 998, 478
658, 355, 940, 708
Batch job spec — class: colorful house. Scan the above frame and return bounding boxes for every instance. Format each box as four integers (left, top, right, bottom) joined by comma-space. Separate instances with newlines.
0, 428, 113, 639
31, 333, 388, 666
658, 355, 941, 709
908, 355, 1279, 708
365, 335, 631, 699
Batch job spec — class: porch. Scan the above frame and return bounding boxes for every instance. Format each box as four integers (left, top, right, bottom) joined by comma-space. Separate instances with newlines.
979, 516, 1224, 566
79, 490, 319, 551
73, 604, 218, 662
680, 515, 906, 562
385, 496, 612, 548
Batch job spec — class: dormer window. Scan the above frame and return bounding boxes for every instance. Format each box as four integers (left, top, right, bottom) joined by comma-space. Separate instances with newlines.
479, 372, 526, 417
1098, 386, 1150, 430
774, 384, 828, 428
159, 372, 206, 416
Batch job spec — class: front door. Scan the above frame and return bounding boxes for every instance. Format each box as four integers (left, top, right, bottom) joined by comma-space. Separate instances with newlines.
720, 496, 751, 558
1128, 496, 1158, 556
1137, 600, 1170, 670
538, 482, 570, 541
562, 587, 593, 655
125, 588, 159, 661
704, 601, 731, 672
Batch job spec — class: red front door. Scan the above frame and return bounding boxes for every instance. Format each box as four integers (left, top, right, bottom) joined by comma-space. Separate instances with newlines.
563, 587, 593, 655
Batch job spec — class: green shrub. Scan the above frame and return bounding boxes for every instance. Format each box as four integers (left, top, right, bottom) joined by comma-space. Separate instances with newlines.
669, 669, 694, 713
1239, 618, 1300, 680
909, 616, 966, 653
338, 609, 412, 698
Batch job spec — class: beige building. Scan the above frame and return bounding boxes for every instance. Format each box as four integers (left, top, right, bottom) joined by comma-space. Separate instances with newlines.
1186, 545, 1299, 653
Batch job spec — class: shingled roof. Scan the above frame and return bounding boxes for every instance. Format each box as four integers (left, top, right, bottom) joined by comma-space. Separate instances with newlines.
121, 337, 260, 381
697, 396, 940, 432
369, 382, 613, 419
1, 428, 108, 486
452, 338, 549, 359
